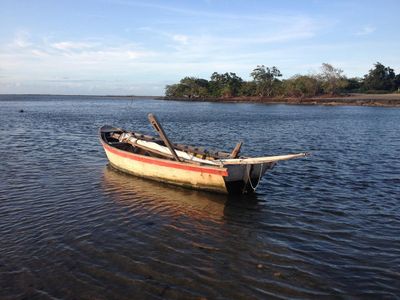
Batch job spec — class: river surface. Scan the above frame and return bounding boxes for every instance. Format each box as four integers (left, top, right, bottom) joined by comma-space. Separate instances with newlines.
1, 95, 399, 299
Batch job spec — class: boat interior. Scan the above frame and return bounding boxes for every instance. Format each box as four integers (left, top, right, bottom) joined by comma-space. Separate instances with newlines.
101, 127, 234, 163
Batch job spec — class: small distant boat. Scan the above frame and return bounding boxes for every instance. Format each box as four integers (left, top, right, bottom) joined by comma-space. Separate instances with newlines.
100, 114, 308, 194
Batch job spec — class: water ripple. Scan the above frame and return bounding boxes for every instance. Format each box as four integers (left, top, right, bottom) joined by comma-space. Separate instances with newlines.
0, 95, 399, 299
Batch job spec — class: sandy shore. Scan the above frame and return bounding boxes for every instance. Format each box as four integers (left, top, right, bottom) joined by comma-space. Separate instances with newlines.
160, 93, 400, 107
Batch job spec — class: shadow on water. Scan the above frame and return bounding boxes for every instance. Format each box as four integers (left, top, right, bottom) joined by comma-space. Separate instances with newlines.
102, 165, 228, 217
102, 164, 264, 219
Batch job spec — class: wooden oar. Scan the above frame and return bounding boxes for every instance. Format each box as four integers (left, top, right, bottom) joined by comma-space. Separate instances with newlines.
148, 113, 181, 162
230, 141, 243, 158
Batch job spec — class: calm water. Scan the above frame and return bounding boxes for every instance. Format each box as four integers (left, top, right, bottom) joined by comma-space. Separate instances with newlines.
1, 95, 399, 299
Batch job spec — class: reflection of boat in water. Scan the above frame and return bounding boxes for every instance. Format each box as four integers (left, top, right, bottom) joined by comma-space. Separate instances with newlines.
100, 114, 308, 194
102, 165, 228, 218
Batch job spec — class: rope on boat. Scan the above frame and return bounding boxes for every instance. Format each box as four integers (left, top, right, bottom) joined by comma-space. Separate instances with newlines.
247, 163, 264, 192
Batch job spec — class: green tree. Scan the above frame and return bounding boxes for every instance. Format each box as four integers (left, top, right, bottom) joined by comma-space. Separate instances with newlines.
238, 81, 257, 96
210, 72, 243, 97
165, 84, 185, 97
250, 65, 282, 97
345, 77, 363, 92
318, 63, 347, 95
395, 74, 400, 91
180, 77, 210, 98
363, 62, 396, 91
282, 75, 321, 98
165, 77, 210, 98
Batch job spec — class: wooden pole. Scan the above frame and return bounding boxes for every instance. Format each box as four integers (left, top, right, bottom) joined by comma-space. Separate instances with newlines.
147, 113, 181, 162
230, 141, 243, 158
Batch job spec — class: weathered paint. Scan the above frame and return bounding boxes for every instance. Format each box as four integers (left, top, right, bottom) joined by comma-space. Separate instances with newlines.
101, 139, 229, 194
99, 126, 281, 194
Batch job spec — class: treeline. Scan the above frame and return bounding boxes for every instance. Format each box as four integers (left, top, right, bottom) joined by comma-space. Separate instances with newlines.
165, 62, 400, 99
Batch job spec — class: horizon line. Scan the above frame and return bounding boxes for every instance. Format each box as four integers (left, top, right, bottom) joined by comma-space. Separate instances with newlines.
0, 93, 161, 98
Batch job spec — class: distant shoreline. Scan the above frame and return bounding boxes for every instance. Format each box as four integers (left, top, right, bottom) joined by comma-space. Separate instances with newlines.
158, 93, 400, 107
0, 94, 157, 98
2, 93, 400, 107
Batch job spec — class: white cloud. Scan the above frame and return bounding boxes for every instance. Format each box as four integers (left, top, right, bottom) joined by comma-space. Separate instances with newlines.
172, 34, 189, 45
51, 41, 94, 51
2, 42, 150, 85
31, 49, 48, 57
62, 47, 153, 63
10, 31, 31, 48
356, 26, 376, 36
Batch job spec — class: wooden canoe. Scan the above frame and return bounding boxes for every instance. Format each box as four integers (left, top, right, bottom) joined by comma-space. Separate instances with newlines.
99, 123, 308, 194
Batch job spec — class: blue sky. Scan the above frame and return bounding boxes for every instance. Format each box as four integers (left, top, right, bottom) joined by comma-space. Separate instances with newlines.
0, 0, 399, 95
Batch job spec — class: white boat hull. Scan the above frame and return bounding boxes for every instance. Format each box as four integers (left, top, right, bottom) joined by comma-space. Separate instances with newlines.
101, 139, 274, 194
99, 125, 306, 194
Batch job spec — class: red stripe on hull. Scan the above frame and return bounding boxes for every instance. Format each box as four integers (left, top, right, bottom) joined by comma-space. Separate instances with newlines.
101, 140, 228, 176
